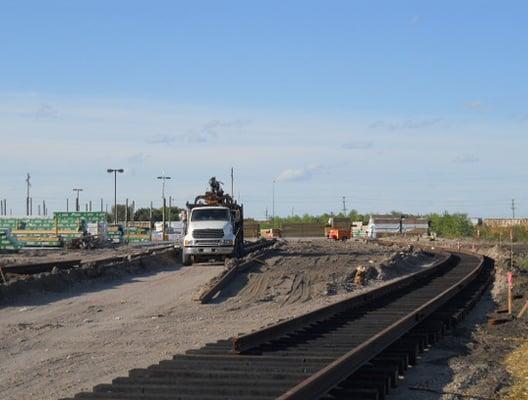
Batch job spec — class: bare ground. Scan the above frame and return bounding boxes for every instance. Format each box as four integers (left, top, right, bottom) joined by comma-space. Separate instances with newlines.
0, 239, 438, 400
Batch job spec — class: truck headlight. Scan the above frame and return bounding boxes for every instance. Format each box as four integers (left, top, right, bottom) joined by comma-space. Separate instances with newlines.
223, 239, 234, 245
184, 239, 193, 246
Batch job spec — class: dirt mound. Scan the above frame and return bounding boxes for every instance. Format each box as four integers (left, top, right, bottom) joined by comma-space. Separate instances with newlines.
222, 239, 437, 305
0, 249, 179, 305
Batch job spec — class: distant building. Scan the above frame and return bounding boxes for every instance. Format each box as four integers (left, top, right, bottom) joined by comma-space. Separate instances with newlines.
483, 218, 528, 228
367, 215, 429, 238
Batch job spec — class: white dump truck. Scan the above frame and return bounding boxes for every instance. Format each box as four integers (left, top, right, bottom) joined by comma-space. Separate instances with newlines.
180, 177, 243, 265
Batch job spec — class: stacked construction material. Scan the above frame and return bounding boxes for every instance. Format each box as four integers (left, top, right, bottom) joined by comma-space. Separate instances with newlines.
0, 229, 21, 251
55, 211, 108, 241
125, 225, 150, 243
0, 212, 108, 248
107, 225, 124, 243
281, 223, 325, 238
243, 219, 260, 238
0, 217, 63, 248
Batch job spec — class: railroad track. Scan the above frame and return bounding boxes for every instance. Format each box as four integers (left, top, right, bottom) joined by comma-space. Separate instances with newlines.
63, 248, 491, 400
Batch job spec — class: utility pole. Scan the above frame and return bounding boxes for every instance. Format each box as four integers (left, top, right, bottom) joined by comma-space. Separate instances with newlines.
168, 196, 172, 235
342, 196, 347, 215
231, 167, 234, 199
125, 198, 129, 227
272, 180, 276, 228
157, 172, 171, 239
149, 201, 153, 241
107, 168, 124, 225
100, 198, 103, 212
66, 198, 69, 212
511, 199, 515, 269
73, 188, 83, 212
25, 173, 31, 216
89, 200, 92, 212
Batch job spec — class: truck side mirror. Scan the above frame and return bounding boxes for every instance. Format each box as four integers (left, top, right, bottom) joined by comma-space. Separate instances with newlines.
234, 210, 241, 222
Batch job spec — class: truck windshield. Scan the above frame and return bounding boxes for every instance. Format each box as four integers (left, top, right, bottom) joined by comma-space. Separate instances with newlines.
191, 209, 229, 221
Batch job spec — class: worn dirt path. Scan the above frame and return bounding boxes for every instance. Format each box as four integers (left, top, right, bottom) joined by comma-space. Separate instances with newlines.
0, 264, 223, 400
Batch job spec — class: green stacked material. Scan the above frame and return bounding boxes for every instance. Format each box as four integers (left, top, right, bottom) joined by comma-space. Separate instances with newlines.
107, 225, 124, 243
0, 229, 21, 251
25, 218, 55, 230
54, 211, 106, 224
0, 217, 77, 247
0, 218, 25, 230
125, 226, 150, 242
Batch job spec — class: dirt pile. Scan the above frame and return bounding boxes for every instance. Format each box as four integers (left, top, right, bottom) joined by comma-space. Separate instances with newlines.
219, 240, 437, 305
0, 249, 178, 305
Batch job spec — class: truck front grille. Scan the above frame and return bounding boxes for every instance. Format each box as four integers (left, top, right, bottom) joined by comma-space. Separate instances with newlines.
192, 229, 224, 239
195, 239, 222, 246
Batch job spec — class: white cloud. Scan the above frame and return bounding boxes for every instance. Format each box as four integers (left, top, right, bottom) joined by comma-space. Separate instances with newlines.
146, 119, 251, 144
453, 154, 480, 164
410, 15, 421, 25
35, 103, 60, 119
127, 153, 147, 164
370, 118, 444, 131
465, 100, 484, 111
276, 164, 322, 182
342, 141, 373, 150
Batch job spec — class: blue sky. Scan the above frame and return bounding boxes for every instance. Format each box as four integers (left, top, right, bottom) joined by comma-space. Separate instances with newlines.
0, 1, 527, 218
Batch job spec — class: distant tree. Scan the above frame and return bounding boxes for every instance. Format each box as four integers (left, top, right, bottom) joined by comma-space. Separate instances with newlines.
428, 212, 474, 237
108, 204, 134, 223
133, 206, 182, 222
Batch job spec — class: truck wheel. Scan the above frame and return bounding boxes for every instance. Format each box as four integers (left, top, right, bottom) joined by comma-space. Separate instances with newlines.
182, 251, 192, 266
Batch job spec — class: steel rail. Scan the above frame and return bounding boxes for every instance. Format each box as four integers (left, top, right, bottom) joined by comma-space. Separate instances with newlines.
62, 248, 488, 400
277, 251, 484, 399
232, 250, 452, 352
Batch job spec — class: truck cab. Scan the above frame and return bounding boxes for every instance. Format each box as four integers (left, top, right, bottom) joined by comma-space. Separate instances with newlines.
181, 206, 238, 265
181, 177, 243, 266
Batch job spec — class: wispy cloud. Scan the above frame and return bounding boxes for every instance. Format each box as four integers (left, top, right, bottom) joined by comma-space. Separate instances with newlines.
453, 154, 480, 164
513, 112, 528, 122
410, 15, 421, 25
369, 118, 444, 131
276, 164, 322, 182
147, 134, 178, 145
465, 100, 484, 111
342, 141, 373, 150
35, 103, 59, 119
146, 119, 251, 145
127, 153, 147, 164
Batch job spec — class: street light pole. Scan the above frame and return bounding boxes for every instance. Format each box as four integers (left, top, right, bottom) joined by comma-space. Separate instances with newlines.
73, 188, 83, 212
107, 169, 124, 225
157, 173, 171, 240
272, 180, 276, 229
